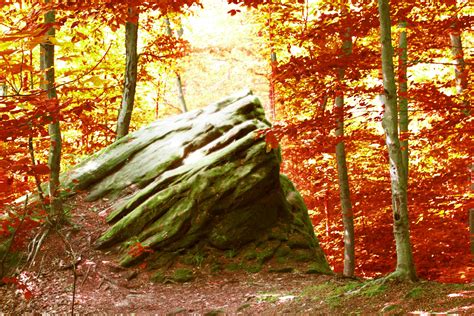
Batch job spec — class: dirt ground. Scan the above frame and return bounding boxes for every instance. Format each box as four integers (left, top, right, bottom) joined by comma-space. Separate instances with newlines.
1, 195, 473, 314
1, 262, 473, 314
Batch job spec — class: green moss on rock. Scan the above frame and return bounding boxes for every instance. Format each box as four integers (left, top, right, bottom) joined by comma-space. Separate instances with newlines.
59, 90, 331, 276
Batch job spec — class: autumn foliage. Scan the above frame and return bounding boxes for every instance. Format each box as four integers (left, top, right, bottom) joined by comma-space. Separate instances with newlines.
1, 0, 472, 284
250, 0, 472, 282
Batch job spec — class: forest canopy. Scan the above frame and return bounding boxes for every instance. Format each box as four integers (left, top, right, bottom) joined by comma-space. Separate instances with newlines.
0, 0, 472, 288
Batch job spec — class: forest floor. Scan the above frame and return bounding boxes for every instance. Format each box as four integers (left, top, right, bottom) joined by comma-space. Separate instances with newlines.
0, 194, 473, 314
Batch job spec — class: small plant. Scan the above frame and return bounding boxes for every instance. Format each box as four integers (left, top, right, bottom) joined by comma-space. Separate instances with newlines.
243, 250, 257, 260
361, 283, 387, 297
224, 249, 237, 258
151, 271, 166, 283
256, 293, 279, 303
406, 286, 424, 299
172, 268, 194, 283
192, 252, 205, 267
300, 282, 334, 298
244, 264, 262, 273
326, 295, 342, 308
127, 241, 154, 258
210, 262, 222, 273
337, 281, 361, 294
225, 262, 241, 271
256, 249, 274, 264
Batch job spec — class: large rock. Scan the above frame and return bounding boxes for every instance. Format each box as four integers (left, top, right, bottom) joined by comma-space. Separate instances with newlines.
62, 89, 331, 274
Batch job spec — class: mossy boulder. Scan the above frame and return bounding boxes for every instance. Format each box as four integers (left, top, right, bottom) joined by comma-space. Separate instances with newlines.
62, 89, 331, 275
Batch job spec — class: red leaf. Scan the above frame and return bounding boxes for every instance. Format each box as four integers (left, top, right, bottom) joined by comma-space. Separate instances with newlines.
265, 131, 279, 151
228, 9, 241, 16
29, 164, 50, 175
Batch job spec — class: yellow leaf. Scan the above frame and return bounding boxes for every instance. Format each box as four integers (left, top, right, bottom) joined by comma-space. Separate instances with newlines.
48, 36, 62, 46
25, 37, 44, 50
89, 76, 103, 86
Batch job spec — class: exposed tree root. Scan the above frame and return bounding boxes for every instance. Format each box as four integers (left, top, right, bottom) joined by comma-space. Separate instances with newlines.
55, 226, 80, 316
27, 228, 50, 267
345, 270, 418, 297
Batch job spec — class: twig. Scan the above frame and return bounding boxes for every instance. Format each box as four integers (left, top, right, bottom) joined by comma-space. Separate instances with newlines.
98, 277, 105, 289
38, 254, 45, 276
80, 265, 92, 287
0, 42, 113, 98
55, 228, 78, 316
27, 228, 49, 267
28, 134, 45, 202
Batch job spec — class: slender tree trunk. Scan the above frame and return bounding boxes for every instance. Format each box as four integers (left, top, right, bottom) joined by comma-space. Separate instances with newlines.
116, 7, 139, 140
267, 3, 277, 121
28, 134, 45, 202
398, 21, 409, 181
335, 12, 355, 278
165, 17, 188, 113
470, 165, 474, 256
378, 0, 417, 281
41, 0, 63, 225
0, 82, 6, 96
449, 10, 471, 255
324, 190, 330, 237
175, 73, 187, 113
269, 50, 277, 121
449, 20, 467, 95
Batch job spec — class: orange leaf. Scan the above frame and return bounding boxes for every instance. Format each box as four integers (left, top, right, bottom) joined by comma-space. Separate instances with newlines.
29, 164, 50, 175
265, 131, 279, 152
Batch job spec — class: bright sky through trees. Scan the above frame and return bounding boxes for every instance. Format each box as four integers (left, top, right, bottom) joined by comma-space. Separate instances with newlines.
177, 0, 270, 111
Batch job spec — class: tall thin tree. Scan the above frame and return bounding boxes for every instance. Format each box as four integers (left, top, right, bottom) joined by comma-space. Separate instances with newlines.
449, 4, 471, 254
377, 0, 417, 281
449, 13, 467, 96
116, 6, 139, 139
398, 20, 409, 182
335, 1, 355, 278
41, 0, 63, 224
165, 17, 188, 113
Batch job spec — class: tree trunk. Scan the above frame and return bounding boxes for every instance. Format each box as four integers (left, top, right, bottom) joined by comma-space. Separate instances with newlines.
116, 7, 139, 140
449, 19, 467, 95
450, 11, 471, 255
165, 17, 188, 113
267, 3, 277, 121
61, 90, 331, 276
175, 72, 188, 113
41, 0, 63, 225
0, 82, 6, 96
335, 9, 355, 278
470, 208, 474, 256
377, 0, 417, 281
269, 50, 277, 121
398, 21, 409, 181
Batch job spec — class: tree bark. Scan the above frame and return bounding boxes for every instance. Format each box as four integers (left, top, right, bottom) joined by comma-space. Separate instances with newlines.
269, 50, 277, 121
165, 17, 188, 113
175, 72, 188, 113
41, 0, 63, 224
449, 19, 467, 95
116, 7, 139, 140
378, 0, 417, 281
335, 7, 355, 278
450, 10, 471, 255
398, 21, 409, 181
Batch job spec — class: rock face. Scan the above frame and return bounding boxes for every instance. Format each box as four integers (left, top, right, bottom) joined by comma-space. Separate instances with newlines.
62, 89, 331, 274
